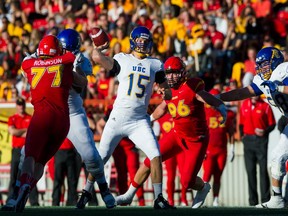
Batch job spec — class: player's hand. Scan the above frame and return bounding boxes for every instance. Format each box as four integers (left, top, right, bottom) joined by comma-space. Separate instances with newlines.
94, 41, 110, 51
229, 144, 235, 162
255, 128, 265, 136
261, 80, 278, 93
215, 104, 227, 125
157, 87, 165, 95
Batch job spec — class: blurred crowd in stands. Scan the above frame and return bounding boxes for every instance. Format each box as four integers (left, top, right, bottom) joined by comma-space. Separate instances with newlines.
1, 0, 288, 118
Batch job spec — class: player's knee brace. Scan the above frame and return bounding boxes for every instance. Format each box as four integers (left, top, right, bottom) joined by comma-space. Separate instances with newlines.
84, 159, 104, 179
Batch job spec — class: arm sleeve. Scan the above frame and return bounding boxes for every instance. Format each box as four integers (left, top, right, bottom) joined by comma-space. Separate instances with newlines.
107, 60, 121, 77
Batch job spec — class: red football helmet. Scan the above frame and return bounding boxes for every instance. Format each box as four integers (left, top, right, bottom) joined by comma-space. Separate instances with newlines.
164, 56, 186, 88
37, 35, 62, 58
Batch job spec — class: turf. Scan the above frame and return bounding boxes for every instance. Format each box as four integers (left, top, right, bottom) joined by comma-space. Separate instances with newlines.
0, 206, 287, 216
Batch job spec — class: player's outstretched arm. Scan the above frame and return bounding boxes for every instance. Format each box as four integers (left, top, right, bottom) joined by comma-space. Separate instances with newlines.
150, 101, 167, 122
218, 86, 256, 101
196, 90, 227, 124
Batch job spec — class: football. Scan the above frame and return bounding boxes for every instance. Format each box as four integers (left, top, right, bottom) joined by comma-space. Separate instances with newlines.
89, 27, 110, 48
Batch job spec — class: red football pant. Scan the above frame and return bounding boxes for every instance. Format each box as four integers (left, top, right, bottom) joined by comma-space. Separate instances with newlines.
202, 149, 227, 197
165, 151, 187, 205
25, 103, 70, 166
144, 130, 209, 189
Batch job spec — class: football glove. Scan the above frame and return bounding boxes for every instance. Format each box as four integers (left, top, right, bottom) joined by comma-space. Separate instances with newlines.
215, 104, 227, 125
261, 80, 278, 93
74, 53, 92, 76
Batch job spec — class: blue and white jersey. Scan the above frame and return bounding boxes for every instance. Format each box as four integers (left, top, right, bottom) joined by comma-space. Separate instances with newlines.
251, 62, 288, 117
112, 53, 163, 119
68, 52, 92, 114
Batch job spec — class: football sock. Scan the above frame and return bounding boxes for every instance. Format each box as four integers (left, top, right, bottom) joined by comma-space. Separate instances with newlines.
272, 186, 281, 196
152, 183, 162, 198
126, 183, 138, 197
85, 179, 94, 193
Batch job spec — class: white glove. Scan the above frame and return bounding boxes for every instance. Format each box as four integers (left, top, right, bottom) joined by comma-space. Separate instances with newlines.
215, 104, 227, 125
24, 52, 37, 60
73, 53, 92, 76
73, 53, 84, 68
229, 144, 235, 162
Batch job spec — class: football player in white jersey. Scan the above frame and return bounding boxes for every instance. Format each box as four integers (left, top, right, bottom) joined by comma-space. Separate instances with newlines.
56, 29, 116, 209
90, 26, 174, 209
218, 46, 288, 208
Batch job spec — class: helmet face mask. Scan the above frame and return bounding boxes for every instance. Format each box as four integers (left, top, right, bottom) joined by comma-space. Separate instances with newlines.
57, 29, 81, 54
256, 60, 271, 80
164, 56, 186, 88
166, 71, 183, 88
130, 26, 153, 55
256, 47, 284, 80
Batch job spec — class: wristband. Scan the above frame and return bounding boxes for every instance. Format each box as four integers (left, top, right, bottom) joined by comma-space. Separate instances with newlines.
278, 85, 285, 93
150, 114, 155, 122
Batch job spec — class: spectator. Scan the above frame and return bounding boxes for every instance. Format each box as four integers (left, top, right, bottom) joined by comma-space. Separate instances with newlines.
64, 13, 82, 32
131, 8, 153, 30
109, 27, 130, 53
82, 6, 97, 35
222, 20, 243, 78
63, 0, 88, 18
93, 66, 115, 100
97, 13, 110, 34
242, 46, 257, 87
151, 22, 172, 59
107, 0, 124, 26
52, 138, 80, 206
239, 96, 276, 206
5, 97, 39, 208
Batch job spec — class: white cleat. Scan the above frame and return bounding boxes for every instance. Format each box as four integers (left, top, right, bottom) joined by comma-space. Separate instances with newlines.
213, 197, 219, 207
192, 182, 211, 209
255, 196, 285, 209
115, 194, 133, 206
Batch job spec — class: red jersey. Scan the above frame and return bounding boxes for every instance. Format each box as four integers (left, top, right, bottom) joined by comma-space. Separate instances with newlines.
21, 53, 75, 113
165, 78, 208, 141
8, 113, 32, 148
157, 113, 174, 136
240, 98, 276, 135
205, 105, 235, 150
97, 78, 111, 99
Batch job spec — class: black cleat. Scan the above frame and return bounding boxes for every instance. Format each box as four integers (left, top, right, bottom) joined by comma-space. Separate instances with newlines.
99, 183, 116, 209
14, 184, 30, 213
154, 193, 176, 210
76, 190, 92, 209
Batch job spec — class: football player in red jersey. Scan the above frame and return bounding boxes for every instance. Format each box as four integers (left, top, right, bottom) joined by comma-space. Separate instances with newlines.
116, 56, 227, 208
13, 35, 75, 212
202, 88, 236, 207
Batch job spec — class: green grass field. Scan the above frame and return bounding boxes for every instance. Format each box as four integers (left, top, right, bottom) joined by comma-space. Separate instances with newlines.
0, 206, 287, 216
